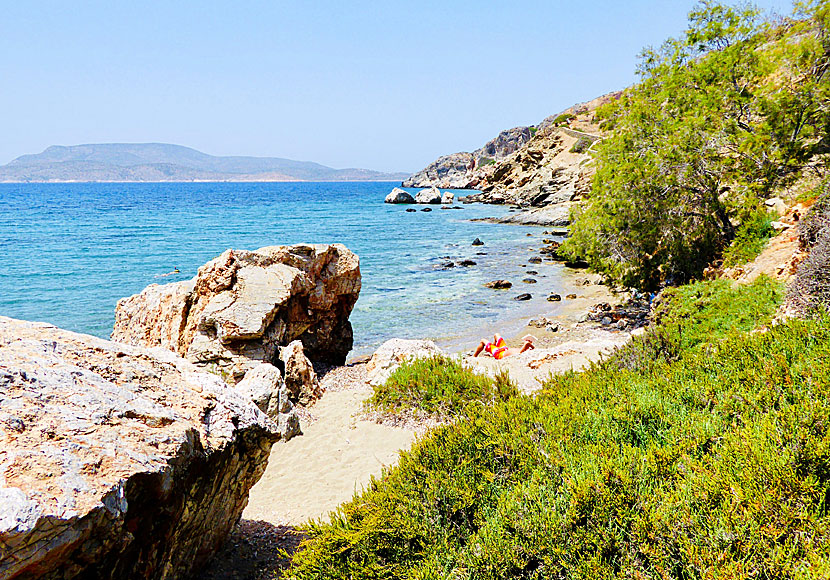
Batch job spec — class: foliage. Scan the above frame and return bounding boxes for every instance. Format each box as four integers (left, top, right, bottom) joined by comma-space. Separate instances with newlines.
477, 156, 496, 167
551, 113, 576, 126
790, 177, 830, 314
569, 136, 593, 154
612, 275, 782, 372
285, 278, 830, 580
562, 1, 830, 290
366, 355, 518, 419
798, 177, 830, 248
721, 206, 775, 266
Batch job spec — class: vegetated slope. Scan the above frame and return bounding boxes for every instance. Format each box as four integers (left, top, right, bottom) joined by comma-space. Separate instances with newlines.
402, 94, 617, 203
562, 2, 830, 290
287, 275, 830, 579
0, 143, 410, 182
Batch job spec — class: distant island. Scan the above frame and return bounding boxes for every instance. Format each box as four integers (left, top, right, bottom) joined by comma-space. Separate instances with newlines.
0, 143, 410, 183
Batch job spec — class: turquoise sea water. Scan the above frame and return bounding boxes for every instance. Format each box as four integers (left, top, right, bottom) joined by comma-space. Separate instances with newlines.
0, 182, 572, 355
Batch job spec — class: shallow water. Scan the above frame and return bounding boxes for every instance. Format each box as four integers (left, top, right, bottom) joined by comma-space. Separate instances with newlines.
0, 182, 571, 355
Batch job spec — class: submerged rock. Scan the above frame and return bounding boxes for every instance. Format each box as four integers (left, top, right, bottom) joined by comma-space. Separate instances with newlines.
0, 316, 280, 580
485, 280, 512, 289
472, 238, 484, 246
366, 338, 443, 386
112, 244, 360, 384
514, 293, 532, 301
385, 187, 415, 204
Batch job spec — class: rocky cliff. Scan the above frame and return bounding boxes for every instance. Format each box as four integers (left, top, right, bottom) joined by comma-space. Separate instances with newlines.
0, 316, 280, 580
402, 126, 533, 188
112, 244, 361, 384
403, 92, 622, 223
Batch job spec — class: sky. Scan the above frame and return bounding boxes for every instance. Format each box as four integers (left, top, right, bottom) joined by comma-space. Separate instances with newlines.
0, 0, 797, 172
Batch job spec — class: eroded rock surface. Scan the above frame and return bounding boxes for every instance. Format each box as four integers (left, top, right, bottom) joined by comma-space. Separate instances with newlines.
0, 316, 281, 580
112, 244, 360, 384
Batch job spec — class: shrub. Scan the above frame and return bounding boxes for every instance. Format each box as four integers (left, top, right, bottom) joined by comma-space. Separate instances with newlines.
286, 278, 830, 580
611, 276, 782, 373
789, 179, 830, 316
477, 156, 496, 167
569, 136, 592, 154
551, 113, 576, 126
721, 207, 775, 266
366, 355, 518, 419
798, 179, 830, 249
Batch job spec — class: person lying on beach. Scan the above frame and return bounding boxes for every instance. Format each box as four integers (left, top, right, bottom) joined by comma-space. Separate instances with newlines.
473, 333, 535, 360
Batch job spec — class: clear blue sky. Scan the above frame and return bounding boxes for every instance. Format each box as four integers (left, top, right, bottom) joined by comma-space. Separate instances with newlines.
1, 0, 796, 172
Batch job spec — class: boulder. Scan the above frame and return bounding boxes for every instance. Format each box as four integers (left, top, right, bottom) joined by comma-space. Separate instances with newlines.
415, 187, 442, 204
441, 192, 454, 205
112, 244, 360, 384
514, 293, 532, 301
0, 316, 281, 580
385, 188, 415, 204
485, 280, 512, 289
547, 294, 562, 302
472, 238, 484, 246
459, 260, 476, 267
365, 338, 443, 386
279, 340, 321, 405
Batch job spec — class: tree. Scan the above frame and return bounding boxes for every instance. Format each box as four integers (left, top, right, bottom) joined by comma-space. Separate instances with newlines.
563, 0, 830, 290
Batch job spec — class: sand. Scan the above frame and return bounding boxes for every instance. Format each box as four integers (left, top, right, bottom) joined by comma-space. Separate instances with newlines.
242, 364, 417, 526
243, 272, 631, 527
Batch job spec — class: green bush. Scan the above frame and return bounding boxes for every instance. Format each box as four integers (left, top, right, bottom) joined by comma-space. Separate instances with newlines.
286, 277, 830, 580
563, 3, 830, 290
722, 208, 775, 267
551, 113, 576, 126
612, 276, 782, 372
569, 136, 592, 154
477, 156, 496, 167
366, 355, 518, 419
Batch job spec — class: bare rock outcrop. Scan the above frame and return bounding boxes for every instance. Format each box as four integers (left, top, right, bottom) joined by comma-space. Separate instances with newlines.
403, 127, 533, 189
112, 244, 360, 384
0, 316, 281, 580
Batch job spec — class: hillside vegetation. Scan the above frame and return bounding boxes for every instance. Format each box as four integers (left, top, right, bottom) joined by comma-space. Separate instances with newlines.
284, 3, 830, 578
286, 274, 830, 579
563, 1, 830, 290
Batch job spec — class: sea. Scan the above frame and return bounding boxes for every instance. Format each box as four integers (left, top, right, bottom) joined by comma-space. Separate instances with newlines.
0, 181, 576, 356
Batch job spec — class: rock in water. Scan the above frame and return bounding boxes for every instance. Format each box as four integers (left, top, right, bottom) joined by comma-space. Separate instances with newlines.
514, 293, 532, 301
112, 244, 360, 383
0, 316, 281, 580
280, 340, 321, 405
366, 338, 443, 385
441, 191, 454, 204
415, 186, 442, 204
484, 280, 512, 289
385, 187, 415, 204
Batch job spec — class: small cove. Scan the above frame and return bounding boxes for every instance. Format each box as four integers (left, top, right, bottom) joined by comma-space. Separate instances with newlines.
0, 181, 576, 355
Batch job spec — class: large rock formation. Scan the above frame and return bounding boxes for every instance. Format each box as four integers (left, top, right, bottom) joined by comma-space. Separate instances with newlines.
0, 316, 281, 580
403, 127, 533, 189
414, 186, 442, 204
112, 244, 360, 384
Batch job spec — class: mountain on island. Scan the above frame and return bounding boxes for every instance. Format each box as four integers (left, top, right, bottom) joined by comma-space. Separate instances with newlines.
0, 143, 409, 183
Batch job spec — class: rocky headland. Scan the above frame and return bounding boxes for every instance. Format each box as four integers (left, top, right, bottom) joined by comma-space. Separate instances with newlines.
401, 92, 622, 226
